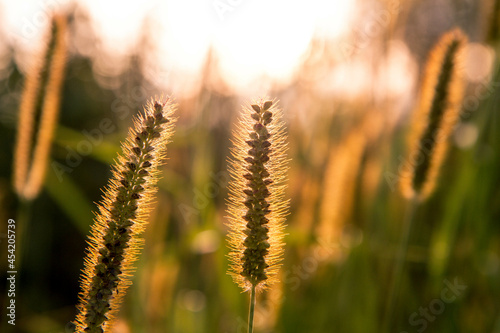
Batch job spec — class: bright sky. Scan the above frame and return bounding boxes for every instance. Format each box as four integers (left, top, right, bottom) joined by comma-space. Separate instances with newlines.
0, 0, 356, 94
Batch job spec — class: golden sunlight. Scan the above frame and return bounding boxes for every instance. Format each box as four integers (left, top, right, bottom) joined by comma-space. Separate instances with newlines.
1, 0, 355, 93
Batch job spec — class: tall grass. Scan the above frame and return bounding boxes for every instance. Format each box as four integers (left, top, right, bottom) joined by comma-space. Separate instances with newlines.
9, 12, 67, 276
13, 13, 67, 201
384, 28, 467, 332
73, 98, 176, 332
1, 2, 499, 333
226, 99, 288, 332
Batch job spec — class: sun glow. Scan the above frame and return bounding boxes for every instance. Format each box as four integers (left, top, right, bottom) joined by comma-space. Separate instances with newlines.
1, 0, 355, 94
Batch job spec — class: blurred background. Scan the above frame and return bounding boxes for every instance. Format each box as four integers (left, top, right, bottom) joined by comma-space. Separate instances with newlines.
0, 0, 499, 332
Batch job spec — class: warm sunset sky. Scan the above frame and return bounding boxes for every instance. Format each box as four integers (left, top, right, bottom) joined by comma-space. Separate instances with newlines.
1, 0, 356, 92
1, 0, 492, 100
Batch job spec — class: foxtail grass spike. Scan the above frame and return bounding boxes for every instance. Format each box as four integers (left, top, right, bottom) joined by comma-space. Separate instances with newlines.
73, 97, 176, 333
13, 13, 67, 201
226, 99, 289, 292
400, 28, 467, 201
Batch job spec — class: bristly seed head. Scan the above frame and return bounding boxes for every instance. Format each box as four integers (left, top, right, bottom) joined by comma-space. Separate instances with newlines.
73, 96, 176, 333
12, 13, 67, 201
400, 28, 467, 201
226, 99, 289, 292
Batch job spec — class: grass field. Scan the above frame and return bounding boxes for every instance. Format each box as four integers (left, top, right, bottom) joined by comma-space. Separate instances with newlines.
0, 1, 499, 332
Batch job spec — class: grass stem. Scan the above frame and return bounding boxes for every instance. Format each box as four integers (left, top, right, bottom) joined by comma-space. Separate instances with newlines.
382, 195, 419, 332
15, 198, 33, 273
248, 285, 256, 333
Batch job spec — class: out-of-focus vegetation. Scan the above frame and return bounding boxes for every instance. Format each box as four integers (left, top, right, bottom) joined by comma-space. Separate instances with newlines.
0, 1, 499, 332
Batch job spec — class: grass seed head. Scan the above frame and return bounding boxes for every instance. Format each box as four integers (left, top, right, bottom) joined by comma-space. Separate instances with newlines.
73, 97, 176, 333
400, 28, 467, 201
226, 98, 289, 292
13, 13, 67, 201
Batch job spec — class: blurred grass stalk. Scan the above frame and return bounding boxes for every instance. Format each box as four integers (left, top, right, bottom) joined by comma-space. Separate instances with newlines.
383, 28, 467, 332
10, 13, 67, 271
13, 13, 67, 201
